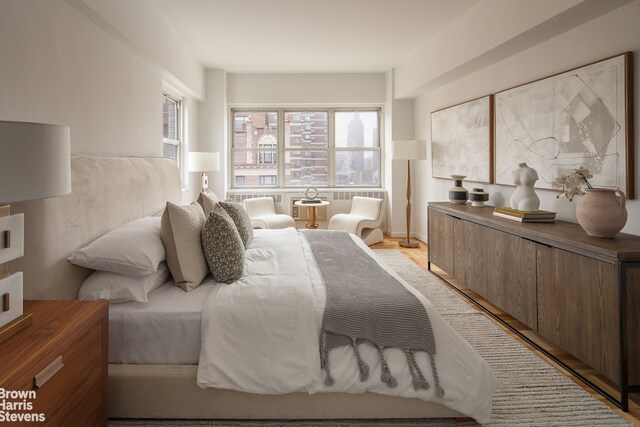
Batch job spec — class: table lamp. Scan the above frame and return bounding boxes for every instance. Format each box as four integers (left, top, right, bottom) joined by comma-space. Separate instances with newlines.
0, 121, 71, 343
188, 152, 220, 193
392, 140, 427, 248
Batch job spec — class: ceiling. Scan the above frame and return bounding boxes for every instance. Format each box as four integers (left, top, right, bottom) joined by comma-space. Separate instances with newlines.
151, 0, 478, 73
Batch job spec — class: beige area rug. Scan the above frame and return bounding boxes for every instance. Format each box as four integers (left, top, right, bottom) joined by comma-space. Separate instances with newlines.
109, 249, 630, 427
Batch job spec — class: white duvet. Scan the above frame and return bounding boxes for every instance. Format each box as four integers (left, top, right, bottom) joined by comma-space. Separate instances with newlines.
197, 228, 495, 423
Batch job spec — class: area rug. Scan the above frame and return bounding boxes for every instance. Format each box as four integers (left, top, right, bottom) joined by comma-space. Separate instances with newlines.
109, 250, 630, 427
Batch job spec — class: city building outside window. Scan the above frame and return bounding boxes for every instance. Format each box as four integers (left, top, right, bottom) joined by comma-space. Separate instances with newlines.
231, 109, 380, 188
334, 111, 380, 187
259, 175, 277, 185
232, 111, 279, 187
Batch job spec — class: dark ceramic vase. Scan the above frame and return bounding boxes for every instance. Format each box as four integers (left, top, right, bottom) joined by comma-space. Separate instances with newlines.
468, 188, 489, 207
448, 175, 468, 204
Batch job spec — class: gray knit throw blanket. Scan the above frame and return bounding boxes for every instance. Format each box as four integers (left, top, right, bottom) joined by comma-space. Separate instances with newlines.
302, 230, 444, 397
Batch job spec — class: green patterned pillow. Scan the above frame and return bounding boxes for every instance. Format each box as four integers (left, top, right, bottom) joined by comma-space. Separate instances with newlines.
201, 205, 245, 284
220, 200, 253, 247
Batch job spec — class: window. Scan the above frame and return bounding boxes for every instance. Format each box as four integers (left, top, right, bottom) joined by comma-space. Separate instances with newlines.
259, 175, 277, 185
231, 109, 380, 188
334, 111, 380, 187
284, 111, 328, 187
232, 111, 279, 187
163, 94, 181, 165
258, 135, 277, 164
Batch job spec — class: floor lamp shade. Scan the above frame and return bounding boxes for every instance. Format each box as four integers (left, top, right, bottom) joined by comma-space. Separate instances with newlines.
392, 140, 427, 161
0, 121, 71, 204
392, 140, 426, 249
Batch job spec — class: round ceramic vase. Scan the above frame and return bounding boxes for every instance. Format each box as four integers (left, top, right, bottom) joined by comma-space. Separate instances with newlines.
449, 175, 468, 204
576, 188, 627, 238
468, 188, 489, 207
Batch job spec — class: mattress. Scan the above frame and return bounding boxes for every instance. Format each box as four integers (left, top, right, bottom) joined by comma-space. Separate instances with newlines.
108, 279, 217, 364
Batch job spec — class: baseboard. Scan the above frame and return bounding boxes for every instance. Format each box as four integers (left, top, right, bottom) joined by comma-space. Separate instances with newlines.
387, 231, 427, 244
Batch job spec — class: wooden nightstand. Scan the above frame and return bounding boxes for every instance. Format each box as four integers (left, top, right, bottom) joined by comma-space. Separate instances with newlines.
0, 300, 108, 426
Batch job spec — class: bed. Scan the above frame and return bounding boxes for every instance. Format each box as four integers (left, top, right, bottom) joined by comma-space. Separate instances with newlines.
11, 155, 494, 423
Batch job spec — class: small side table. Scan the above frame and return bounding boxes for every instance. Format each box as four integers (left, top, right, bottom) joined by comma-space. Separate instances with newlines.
294, 200, 330, 229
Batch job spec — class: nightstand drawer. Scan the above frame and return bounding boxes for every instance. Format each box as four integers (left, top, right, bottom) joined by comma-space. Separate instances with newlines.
8, 320, 103, 426
61, 381, 102, 427
0, 301, 108, 427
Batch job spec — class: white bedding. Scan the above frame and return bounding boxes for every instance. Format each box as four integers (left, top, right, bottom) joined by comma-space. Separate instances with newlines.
109, 280, 215, 364
197, 228, 495, 423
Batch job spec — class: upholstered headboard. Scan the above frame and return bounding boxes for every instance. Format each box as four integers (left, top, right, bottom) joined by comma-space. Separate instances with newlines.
10, 156, 182, 300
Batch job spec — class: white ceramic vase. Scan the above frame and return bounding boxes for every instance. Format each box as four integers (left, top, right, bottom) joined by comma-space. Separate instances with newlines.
510, 163, 540, 211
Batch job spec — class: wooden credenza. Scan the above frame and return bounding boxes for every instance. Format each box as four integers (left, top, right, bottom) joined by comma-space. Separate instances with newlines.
0, 300, 108, 426
427, 202, 640, 410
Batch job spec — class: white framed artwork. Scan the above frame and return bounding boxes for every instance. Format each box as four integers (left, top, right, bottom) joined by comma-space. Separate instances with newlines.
494, 52, 634, 198
431, 95, 494, 184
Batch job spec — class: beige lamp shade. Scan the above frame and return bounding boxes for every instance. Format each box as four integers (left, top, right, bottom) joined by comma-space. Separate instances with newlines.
188, 152, 220, 172
0, 121, 71, 204
392, 140, 427, 160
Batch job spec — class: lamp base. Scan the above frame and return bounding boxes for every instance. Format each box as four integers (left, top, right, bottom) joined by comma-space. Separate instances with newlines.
0, 313, 32, 345
399, 240, 420, 249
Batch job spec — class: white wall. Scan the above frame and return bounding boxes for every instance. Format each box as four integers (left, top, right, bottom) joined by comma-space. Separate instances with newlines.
71, 0, 205, 99
413, 0, 640, 240
389, 98, 415, 237
394, 0, 632, 98
196, 69, 227, 202
227, 73, 386, 105
0, 0, 203, 201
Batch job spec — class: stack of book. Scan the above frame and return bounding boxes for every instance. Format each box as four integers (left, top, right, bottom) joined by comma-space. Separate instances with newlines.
493, 207, 556, 223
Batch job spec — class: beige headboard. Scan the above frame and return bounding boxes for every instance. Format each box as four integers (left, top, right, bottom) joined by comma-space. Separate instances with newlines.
10, 155, 182, 300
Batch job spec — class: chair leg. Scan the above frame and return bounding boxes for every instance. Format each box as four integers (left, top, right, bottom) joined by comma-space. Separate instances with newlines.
361, 228, 383, 246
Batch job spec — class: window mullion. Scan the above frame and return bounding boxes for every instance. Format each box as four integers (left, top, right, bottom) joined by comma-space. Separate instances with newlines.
278, 109, 284, 188
329, 109, 335, 188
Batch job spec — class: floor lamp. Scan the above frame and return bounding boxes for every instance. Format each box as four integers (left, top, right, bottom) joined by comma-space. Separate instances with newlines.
188, 152, 220, 193
392, 140, 426, 248
0, 121, 71, 343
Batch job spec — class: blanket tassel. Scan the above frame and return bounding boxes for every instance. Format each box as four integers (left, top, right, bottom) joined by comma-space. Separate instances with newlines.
430, 353, 445, 398
351, 338, 370, 382
405, 350, 429, 391
377, 345, 397, 388
321, 331, 335, 386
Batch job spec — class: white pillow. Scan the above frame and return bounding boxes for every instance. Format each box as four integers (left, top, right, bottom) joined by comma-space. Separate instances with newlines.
78, 263, 170, 303
68, 217, 165, 276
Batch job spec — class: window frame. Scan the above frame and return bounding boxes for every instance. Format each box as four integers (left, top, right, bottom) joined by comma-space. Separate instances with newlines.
162, 91, 187, 190
230, 107, 382, 189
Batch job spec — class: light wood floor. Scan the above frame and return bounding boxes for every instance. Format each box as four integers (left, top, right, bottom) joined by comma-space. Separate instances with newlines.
371, 235, 640, 426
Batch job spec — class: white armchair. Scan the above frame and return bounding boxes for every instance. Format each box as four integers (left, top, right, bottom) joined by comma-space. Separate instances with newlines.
328, 196, 385, 246
243, 197, 296, 229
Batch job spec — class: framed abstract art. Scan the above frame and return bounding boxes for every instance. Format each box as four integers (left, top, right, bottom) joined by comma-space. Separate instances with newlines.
431, 95, 494, 183
494, 52, 634, 198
